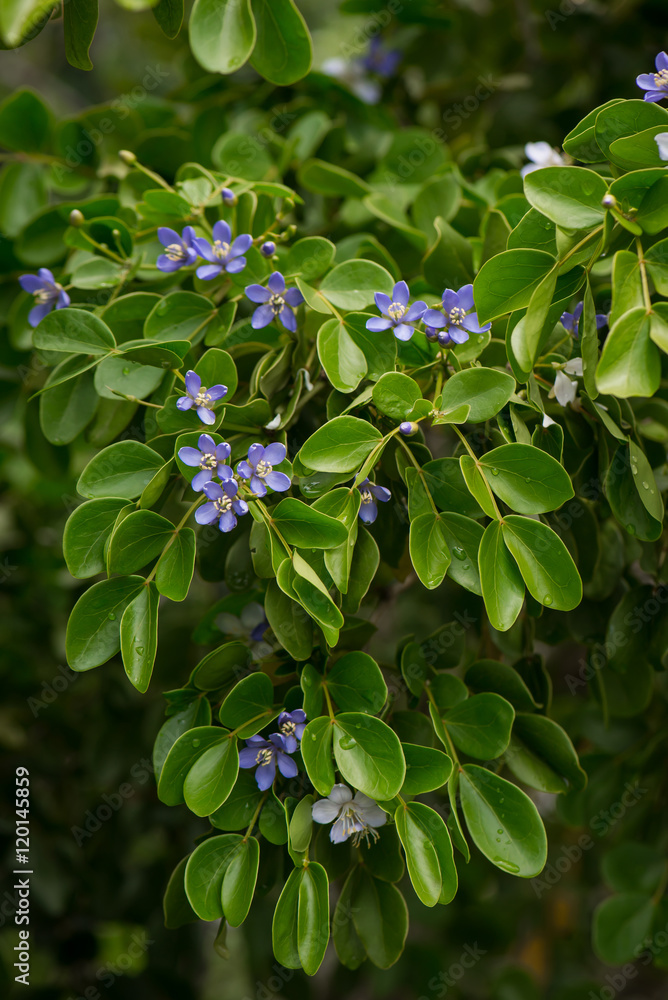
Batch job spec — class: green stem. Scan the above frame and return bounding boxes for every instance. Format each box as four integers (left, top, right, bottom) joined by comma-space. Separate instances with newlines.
255, 498, 292, 555
77, 229, 126, 264
243, 791, 269, 842
636, 237, 652, 313
145, 495, 204, 584
397, 436, 439, 515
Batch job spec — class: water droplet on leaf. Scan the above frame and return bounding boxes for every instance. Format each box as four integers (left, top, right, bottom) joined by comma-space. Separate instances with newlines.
108, 612, 116, 620
453, 546, 466, 560
543, 595, 553, 606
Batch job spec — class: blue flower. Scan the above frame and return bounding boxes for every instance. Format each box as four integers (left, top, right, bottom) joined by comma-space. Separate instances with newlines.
237, 442, 291, 497
261, 241, 276, 257
194, 220, 252, 280
361, 37, 402, 78
157, 226, 198, 272
366, 280, 427, 341
195, 479, 249, 533
423, 284, 491, 346
178, 433, 233, 491
245, 271, 304, 332
560, 302, 608, 338
238, 733, 298, 791
19, 269, 70, 327
176, 370, 228, 425
637, 52, 668, 102
357, 479, 391, 523
276, 709, 307, 753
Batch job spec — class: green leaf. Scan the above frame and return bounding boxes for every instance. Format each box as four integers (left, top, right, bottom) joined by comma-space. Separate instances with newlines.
189, 0, 256, 74
341, 526, 379, 614
459, 764, 547, 877
158, 726, 229, 806
94, 355, 164, 401
291, 553, 344, 639
400, 743, 453, 795
298, 863, 329, 975
120, 582, 159, 693
298, 416, 382, 473
33, 307, 116, 355
372, 372, 422, 421
40, 365, 98, 445
351, 869, 408, 969
478, 521, 525, 632
190, 642, 251, 691
596, 307, 660, 398
440, 368, 516, 423
501, 515, 582, 612
320, 260, 394, 311
155, 528, 196, 602
524, 166, 607, 230
423, 217, 472, 290
345, 312, 397, 380
222, 836, 259, 926
0, 88, 50, 147
593, 893, 656, 965
185, 834, 242, 920
289, 794, 314, 855
465, 660, 538, 711
479, 443, 573, 514
77, 441, 163, 499
107, 509, 174, 574
438, 512, 483, 595
265, 579, 313, 660
144, 292, 217, 342
152, 0, 183, 37
596, 99, 668, 161
63, 0, 98, 69
333, 869, 367, 968
606, 443, 663, 541
505, 713, 587, 794
628, 440, 664, 522
249, 0, 312, 86
210, 770, 261, 831
66, 575, 145, 671
409, 513, 451, 590
258, 789, 288, 844
315, 488, 361, 593
562, 99, 625, 162
444, 693, 515, 759
163, 856, 198, 929
284, 237, 335, 281
195, 348, 238, 401
422, 457, 484, 518
474, 249, 556, 325
272, 868, 302, 969
183, 737, 239, 816
460, 455, 498, 519
63, 498, 128, 579
332, 713, 405, 800
395, 802, 457, 907
326, 652, 387, 715
297, 159, 370, 199
219, 673, 274, 737
270, 497, 348, 549
317, 318, 367, 393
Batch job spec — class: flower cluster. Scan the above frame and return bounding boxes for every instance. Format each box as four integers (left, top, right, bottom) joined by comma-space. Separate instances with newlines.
178, 434, 291, 532
366, 280, 490, 347
19, 268, 70, 327
239, 710, 307, 790
312, 783, 387, 845
157, 221, 252, 278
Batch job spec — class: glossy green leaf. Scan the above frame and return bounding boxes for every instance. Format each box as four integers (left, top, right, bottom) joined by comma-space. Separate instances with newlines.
409, 512, 451, 590
372, 372, 422, 421
249, 0, 312, 85
158, 726, 229, 806
185, 834, 242, 920
596, 307, 660, 398
400, 743, 453, 796
33, 307, 116, 355
478, 521, 525, 632
297, 862, 329, 975
189, 0, 256, 75
107, 509, 174, 574
326, 652, 387, 715
440, 367, 515, 422
66, 575, 145, 672
63, 498, 128, 579
320, 260, 393, 311
299, 416, 382, 473
501, 515, 582, 611
395, 801, 457, 907
474, 249, 556, 325
479, 443, 574, 514
219, 672, 274, 737
332, 713, 405, 800
270, 497, 348, 549
351, 869, 408, 969
444, 693, 514, 760
524, 166, 607, 230
120, 582, 159, 693
459, 764, 547, 877
593, 893, 656, 965
317, 318, 367, 393
505, 713, 587, 794
222, 836, 259, 926
155, 528, 196, 602
77, 441, 163, 499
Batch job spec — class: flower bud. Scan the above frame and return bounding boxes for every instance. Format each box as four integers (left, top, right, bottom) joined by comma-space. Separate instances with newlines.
601, 193, 616, 208
222, 188, 237, 206
399, 421, 418, 436
69, 209, 85, 227
261, 241, 276, 257
118, 149, 137, 164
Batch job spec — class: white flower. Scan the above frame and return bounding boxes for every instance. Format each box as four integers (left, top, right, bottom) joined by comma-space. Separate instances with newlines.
563, 357, 583, 376
264, 414, 281, 430
550, 370, 578, 407
542, 413, 556, 428
521, 141, 566, 178
655, 132, 668, 161
321, 58, 381, 105
215, 602, 273, 660
312, 783, 387, 845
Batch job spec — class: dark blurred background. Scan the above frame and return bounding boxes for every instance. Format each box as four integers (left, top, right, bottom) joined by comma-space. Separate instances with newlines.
2, 1, 668, 998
